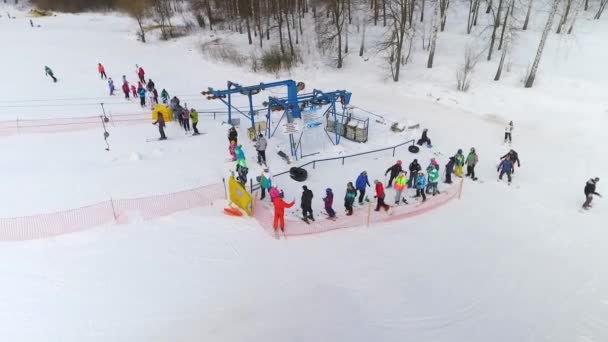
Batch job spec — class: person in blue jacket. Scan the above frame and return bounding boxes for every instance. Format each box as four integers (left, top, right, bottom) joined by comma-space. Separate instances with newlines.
138, 87, 147, 108
414, 171, 427, 202
497, 158, 513, 184
355, 171, 371, 205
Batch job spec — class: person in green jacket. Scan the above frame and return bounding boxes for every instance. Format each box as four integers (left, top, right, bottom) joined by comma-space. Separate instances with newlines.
190, 108, 200, 135
454, 149, 465, 177
465, 147, 479, 180
160, 89, 170, 105
44, 66, 57, 82
428, 166, 440, 196
344, 182, 357, 216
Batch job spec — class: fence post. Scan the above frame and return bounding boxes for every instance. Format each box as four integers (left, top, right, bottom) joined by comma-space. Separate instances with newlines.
249, 178, 253, 194
392, 147, 396, 157
342, 157, 345, 165
223, 178, 228, 200
313, 161, 316, 169
366, 202, 372, 228
214, 112, 216, 120
458, 178, 464, 200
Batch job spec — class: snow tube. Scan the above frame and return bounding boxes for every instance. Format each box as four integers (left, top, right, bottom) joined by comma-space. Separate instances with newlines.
152, 104, 173, 122
290, 167, 308, 182
408, 145, 420, 153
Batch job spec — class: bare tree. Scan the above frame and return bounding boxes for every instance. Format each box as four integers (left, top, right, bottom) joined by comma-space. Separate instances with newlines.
495, 0, 513, 80
467, 0, 480, 33
121, 0, 150, 43
316, 0, 348, 68
456, 46, 480, 91
522, 0, 533, 30
439, 0, 449, 30
379, 0, 414, 81
151, 0, 174, 40
525, 0, 561, 88
427, 0, 440, 67
556, 0, 573, 33
594, 0, 607, 18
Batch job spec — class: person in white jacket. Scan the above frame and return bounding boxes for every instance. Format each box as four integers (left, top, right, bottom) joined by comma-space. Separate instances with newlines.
504, 121, 514, 144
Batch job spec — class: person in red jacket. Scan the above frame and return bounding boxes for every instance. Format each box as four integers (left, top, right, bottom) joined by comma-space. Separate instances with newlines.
131, 84, 137, 98
98, 63, 107, 79
137, 65, 146, 83
122, 82, 130, 100
272, 196, 295, 231
374, 180, 390, 212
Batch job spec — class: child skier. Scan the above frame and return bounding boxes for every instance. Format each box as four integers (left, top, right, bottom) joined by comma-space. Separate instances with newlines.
408, 159, 421, 187
259, 169, 272, 200
355, 171, 371, 204
255, 134, 268, 165
98, 63, 107, 79
465, 147, 479, 180
429, 158, 440, 171
323, 188, 336, 219
272, 196, 295, 232
345, 182, 357, 215
415, 171, 427, 202
497, 158, 514, 184
229, 141, 237, 161
445, 157, 455, 184
384, 160, 403, 188
235, 145, 245, 165
428, 167, 440, 196
170, 97, 182, 127
152, 112, 167, 140
131, 84, 137, 98
138, 86, 146, 108
393, 171, 408, 205
582, 177, 601, 210
374, 180, 390, 212
454, 149, 465, 178
501, 149, 521, 175
44, 66, 57, 82
504, 121, 513, 144
228, 126, 238, 144
137, 65, 145, 83
122, 75, 128, 86
301, 185, 314, 222
190, 108, 200, 135
161, 89, 170, 105
122, 82, 130, 100
108, 77, 115, 96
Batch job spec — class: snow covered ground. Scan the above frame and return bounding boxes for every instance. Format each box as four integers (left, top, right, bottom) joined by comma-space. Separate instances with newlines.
0, 3, 607, 342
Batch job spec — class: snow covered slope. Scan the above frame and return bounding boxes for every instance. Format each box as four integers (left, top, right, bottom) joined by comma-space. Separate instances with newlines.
0, 4, 607, 342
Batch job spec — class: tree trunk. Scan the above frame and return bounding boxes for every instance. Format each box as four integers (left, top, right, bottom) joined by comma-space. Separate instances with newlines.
486, 0, 492, 13
348, 0, 352, 23
487, 0, 503, 61
359, 23, 366, 56
374, 0, 379, 25
498, 0, 512, 49
383, 0, 387, 26
594, 0, 607, 18
584, 0, 588, 11
427, 0, 440, 68
556, 0, 572, 33
495, 0, 512, 80
246, 16, 253, 44
523, 0, 533, 30
440, 0, 449, 31
266, 0, 271, 40
421, 0, 426, 21
277, 0, 285, 54
525, 0, 561, 88
137, 17, 147, 43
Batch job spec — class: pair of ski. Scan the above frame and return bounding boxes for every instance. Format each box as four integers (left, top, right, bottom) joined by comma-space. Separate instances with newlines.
273, 228, 287, 239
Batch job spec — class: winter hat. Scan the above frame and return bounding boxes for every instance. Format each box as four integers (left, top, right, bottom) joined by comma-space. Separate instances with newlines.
326, 188, 332, 193
470, 147, 475, 152
362, 171, 367, 175
458, 149, 463, 153
413, 159, 418, 163
595, 177, 600, 182
396, 160, 402, 165
303, 185, 308, 190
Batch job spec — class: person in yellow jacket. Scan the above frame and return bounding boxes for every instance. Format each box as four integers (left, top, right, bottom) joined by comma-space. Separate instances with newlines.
454, 149, 465, 177
189, 108, 200, 135
393, 171, 409, 205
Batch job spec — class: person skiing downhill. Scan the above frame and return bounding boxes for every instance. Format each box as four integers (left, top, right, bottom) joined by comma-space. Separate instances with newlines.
445, 157, 455, 184
323, 188, 336, 219
408, 159, 422, 187
272, 196, 295, 232
414, 172, 427, 202
170, 96, 183, 126
504, 121, 514, 144
374, 180, 390, 211
465, 147, 479, 180
393, 171, 408, 205
255, 134, 268, 165
122, 75, 128, 86
122, 82, 130, 100
497, 158, 514, 184
161, 89, 170, 105
98, 63, 107, 79
190, 108, 200, 135
454, 149, 465, 178
152, 112, 167, 140
301, 185, 314, 222
345, 182, 357, 215
582, 177, 601, 210
108, 77, 115, 96
44, 66, 57, 82
355, 171, 371, 204
385, 160, 403, 188
259, 169, 272, 200
137, 65, 145, 83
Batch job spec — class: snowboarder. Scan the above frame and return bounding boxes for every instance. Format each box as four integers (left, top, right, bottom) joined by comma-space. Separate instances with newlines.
497, 158, 514, 184
445, 157, 455, 184
138, 86, 146, 107
408, 159, 421, 187
259, 168, 272, 200
181, 106, 190, 133
161, 89, 170, 105
44, 66, 57, 83
152, 112, 167, 140
417, 128, 432, 147
236, 163, 248, 185
255, 134, 267, 165
428, 167, 440, 196
355, 171, 371, 204
414, 171, 427, 202
454, 149, 465, 178
98, 63, 107, 79
501, 149, 521, 175
228, 126, 238, 144
384, 160, 403, 188
229, 140, 237, 161
582, 177, 601, 210
345, 182, 357, 215
146, 79, 155, 92
108, 77, 115, 96
504, 121, 513, 144
130, 84, 137, 98
190, 108, 200, 135
374, 180, 390, 211
272, 196, 295, 232
465, 147, 479, 180
393, 171, 408, 205
301, 185, 314, 222
323, 188, 336, 218
137, 65, 145, 83
122, 82, 130, 100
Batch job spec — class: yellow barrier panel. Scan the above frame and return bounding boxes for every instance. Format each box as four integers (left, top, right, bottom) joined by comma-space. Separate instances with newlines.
228, 177, 254, 216
152, 104, 173, 122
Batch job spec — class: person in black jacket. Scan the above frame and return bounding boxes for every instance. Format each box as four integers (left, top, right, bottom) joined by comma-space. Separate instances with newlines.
384, 160, 403, 188
583, 177, 601, 210
301, 185, 315, 222
408, 159, 421, 187
417, 128, 432, 147
445, 157, 455, 184
228, 126, 238, 144
501, 149, 521, 174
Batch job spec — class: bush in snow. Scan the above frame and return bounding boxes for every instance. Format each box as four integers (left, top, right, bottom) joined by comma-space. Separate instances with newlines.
456, 46, 479, 92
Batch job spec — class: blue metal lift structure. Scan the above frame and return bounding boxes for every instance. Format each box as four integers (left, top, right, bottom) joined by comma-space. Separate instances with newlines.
203, 80, 351, 160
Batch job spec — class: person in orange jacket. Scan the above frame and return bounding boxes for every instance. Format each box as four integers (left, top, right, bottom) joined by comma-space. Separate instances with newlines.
374, 180, 390, 212
272, 196, 295, 231
98, 63, 107, 79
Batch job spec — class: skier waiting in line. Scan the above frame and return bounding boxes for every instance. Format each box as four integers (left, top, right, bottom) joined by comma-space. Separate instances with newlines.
445, 157, 455, 184
374, 180, 390, 212
146, 79, 155, 92
355, 171, 371, 204
122, 75, 128, 85
582, 177, 601, 210
272, 196, 295, 232
152, 88, 159, 104
236, 163, 248, 185
323, 188, 336, 219
138, 86, 146, 108
235, 144, 245, 165
384, 160, 403, 188
393, 171, 408, 205
301, 185, 314, 223
259, 168, 272, 200
137, 65, 145, 83
414, 171, 427, 202
255, 134, 267, 165
428, 158, 440, 171
161, 89, 170, 105
228, 126, 238, 144
45, 66, 57, 82
108, 77, 115, 96
345, 182, 357, 216
130, 84, 137, 98
122, 82, 130, 100
501, 149, 521, 175
152, 112, 167, 140
428, 167, 440, 196
98, 63, 107, 79
408, 159, 422, 188
465, 147, 479, 181
181, 105, 190, 133
417, 128, 432, 147
497, 157, 514, 184
170, 96, 182, 126
504, 121, 514, 144
454, 149, 465, 178
190, 108, 200, 135
228, 140, 237, 161
147, 88, 156, 108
